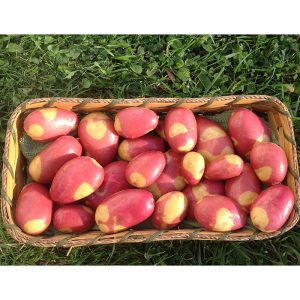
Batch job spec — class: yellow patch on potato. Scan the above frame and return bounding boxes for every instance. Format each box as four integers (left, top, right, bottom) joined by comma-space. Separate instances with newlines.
239, 191, 258, 206
113, 217, 127, 233
231, 137, 238, 146
23, 219, 47, 234
82, 206, 94, 214
200, 126, 226, 142
148, 183, 161, 199
84, 112, 109, 121
74, 182, 94, 200
199, 146, 233, 162
251, 207, 269, 231
28, 155, 42, 181
129, 172, 147, 188
162, 193, 187, 224
118, 140, 131, 161
183, 152, 205, 180
90, 157, 102, 168
174, 176, 186, 190
86, 119, 107, 140
169, 122, 188, 138
60, 227, 73, 233
114, 117, 122, 133
225, 154, 242, 165
177, 138, 195, 152
192, 184, 208, 201
254, 166, 272, 182
96, 205, 110, 223
40, 108, 57, 121
28, 124, 44, 138
213, 208, 234, 232
98, 224, 110, 233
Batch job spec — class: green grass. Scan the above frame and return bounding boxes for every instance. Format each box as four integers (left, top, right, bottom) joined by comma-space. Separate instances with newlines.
0, 35, 299, 265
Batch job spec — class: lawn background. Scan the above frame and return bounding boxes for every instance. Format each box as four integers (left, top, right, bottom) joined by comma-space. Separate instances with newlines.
0, 35, 299, 265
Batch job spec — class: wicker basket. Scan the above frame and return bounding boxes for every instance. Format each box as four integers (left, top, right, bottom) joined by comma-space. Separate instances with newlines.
1, 95, 299, 247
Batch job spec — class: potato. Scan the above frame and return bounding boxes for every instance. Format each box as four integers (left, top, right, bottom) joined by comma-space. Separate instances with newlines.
228, 108, 271, 158
183, 179, 225, 221
28, 136, 82, 184
118, 134, 165, 161
114, 107, 158, 138
195, 116, 234, 162
15, 183, 53, 235
194, 195, 247, 232
78, 112, 119, 166
165, 107, 197, 153
181, 151, 205, 185
250, 142, 288, 185
225, 163, 261, 212
50, 156, 104, 203
152, 191, 188, 229
95, 189, 155, 234
24, 108, 78, 142
204, 154, 244, 180
84, 161, 131, 210
53, 204, 94, 233
156, 119, 166, 140
250, 185, 294, 232
147, 150, 186, 199
125, 151, 166, 188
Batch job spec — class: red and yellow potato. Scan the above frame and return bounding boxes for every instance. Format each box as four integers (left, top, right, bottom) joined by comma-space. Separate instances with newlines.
152, 191, 188, 229
114, 107, 158, 138
194, 195, 247, 232
195, 116, 234, 162
118, 134, 165, 161
181, 151, 205, 185
78, 112, 119, 166
156, 119, 166, 140
250, 185, 294, 232
228, 108, 271, 159
50, 156, 104, 203
125, 151, 166, 188
28, 136, 82, 184
165, 107, 197, 153
183, 179, 225, 221
15, 183, 53, 235
225, 163, 261, 212
250, 142, 288, 185
204, 154, 244, 180
95, 189, 155, 234
24, 108, 78, 142
53, 204, 95, 233
84, 160, 131, 210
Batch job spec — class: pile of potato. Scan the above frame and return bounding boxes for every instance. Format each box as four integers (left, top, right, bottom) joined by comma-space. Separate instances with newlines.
15, 105, 294, 236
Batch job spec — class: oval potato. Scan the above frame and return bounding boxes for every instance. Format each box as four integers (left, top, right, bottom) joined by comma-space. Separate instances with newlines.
181, 151, 205, 185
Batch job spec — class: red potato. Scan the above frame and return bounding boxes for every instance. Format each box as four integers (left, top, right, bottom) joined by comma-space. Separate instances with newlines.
152, 191, 188, 229
125, 151, 166, 188
15, 183, 53, 235
50, 156, 104, 203
165, 107, 197, 153
194, 195, 247, 232
78, 112, 119, 166
53, 204, 95, 233
228, 108, 271, 159
250, 185, 294, 232
147, 150, 186, 199
118, 135, 165, 161
204, 154, 244, 180
181, 151, 205, 185
24, 108, 78, 142
28, 136, 82, 184
156, 119, 166, 140
95, 189, 155, 234
114, 107, 158, 139
250, 142, 288, 185
183, 179, 225, 221
84, 161, 131, 210
195, 116, 234, 162
225, 163, 261, 212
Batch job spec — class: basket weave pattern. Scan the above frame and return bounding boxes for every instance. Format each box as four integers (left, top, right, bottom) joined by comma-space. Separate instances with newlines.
1, 95, 299, 247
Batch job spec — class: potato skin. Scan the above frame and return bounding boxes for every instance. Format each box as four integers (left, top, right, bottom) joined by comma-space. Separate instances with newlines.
147, 150, 186, 199
114, 107, 158, 139
228, 108, 271, 158
53, 204, 95, 233
204, 154, 244, 180
50, 156, 104, 203
156, 119, 166, 140
78, 112, 119, 166
250, 142, 288, 185
28, 136, 82, 184
95, 189, 155, 234
181, 151, 205, 185
165, 107, 197, 153
183, 179, 225, 221
118, 134, 165, 161
194, 195, 247, 232
225, 163, 261, 212
152, 191, 188, 229
195, 116, 234, 162
24, 108, 78, 142
125, 151, 166, 188
84, 160, 131, 210
15, 183, 53, 235
250, 185, 294, 232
